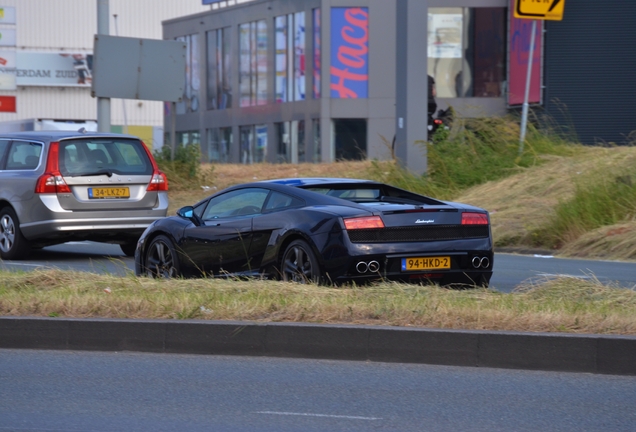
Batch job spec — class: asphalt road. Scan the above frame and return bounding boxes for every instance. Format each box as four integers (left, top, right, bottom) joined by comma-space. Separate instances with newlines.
1, 242, 635, 292
1, 349, 635, 432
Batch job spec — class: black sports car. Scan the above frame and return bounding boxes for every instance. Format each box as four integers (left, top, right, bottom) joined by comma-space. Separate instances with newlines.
134, 178, 493, 286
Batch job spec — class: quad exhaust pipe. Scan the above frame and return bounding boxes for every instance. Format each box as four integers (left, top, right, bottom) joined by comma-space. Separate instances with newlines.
471, 256, 490, 269
356, 260, 380, 273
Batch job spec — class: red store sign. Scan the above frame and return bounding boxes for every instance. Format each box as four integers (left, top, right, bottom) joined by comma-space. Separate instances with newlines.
0, 95, 16, 112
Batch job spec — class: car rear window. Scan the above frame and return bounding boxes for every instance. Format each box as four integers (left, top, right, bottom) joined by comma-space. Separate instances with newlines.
59, 138, 153, 176
304, 186, 381, 201
302, 184, 445, 205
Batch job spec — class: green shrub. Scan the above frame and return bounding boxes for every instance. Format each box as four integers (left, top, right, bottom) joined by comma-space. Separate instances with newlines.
154, 143, 214, 191
426, 115, 575, 192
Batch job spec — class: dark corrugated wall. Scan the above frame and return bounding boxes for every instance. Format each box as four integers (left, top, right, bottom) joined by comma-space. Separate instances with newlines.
544, 1, 636, 145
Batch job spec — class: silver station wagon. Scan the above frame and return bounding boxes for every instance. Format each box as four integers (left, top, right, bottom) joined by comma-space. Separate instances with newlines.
0, 131, 169, 260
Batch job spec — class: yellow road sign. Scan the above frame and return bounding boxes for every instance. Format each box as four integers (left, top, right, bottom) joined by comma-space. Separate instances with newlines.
514, 0, 565, 21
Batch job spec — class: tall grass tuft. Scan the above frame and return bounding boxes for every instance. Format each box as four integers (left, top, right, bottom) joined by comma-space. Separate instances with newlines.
533, 169, 636, 248
426, 115, 575, 192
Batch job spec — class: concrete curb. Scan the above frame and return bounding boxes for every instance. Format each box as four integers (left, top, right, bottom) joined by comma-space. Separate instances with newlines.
1, 317, 635, 375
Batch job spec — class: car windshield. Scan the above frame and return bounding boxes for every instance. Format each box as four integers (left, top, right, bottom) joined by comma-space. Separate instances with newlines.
59, 138, 153, 177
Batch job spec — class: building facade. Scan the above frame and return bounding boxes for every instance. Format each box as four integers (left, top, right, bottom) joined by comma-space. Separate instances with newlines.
166, 0, 636, 169
1, 0, 632, 163
164, 0, 510, 170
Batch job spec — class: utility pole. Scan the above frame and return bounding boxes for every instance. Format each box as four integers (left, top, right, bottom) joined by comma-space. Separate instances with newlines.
112, 13, 128, 135
96, 0, 111, 132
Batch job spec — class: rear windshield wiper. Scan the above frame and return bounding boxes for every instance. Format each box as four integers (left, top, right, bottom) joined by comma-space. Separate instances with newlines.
75, 169, 114, 177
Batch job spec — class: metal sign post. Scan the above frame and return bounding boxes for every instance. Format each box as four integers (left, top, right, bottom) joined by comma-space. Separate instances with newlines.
518, 19, 536, 155
96, 0, 110, 133
514, 0, 565, 155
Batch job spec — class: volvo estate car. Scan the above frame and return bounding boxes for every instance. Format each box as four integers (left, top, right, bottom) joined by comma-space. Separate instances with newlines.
0, 130, 168, 260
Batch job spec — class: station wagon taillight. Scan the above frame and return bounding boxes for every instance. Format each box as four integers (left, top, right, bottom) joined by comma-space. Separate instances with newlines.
344, 216, 385, 230
35, 142, 72, 194
140, 141, 169, 192
461, 212, 489, 225
146, 171, 169, 192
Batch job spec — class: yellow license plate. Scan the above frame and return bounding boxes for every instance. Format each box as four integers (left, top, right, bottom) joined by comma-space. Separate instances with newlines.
89, 187, 130, 199
402, 256, 451, 271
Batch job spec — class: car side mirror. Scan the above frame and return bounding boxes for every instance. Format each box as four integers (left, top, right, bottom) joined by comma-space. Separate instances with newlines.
177, 206, 202, 226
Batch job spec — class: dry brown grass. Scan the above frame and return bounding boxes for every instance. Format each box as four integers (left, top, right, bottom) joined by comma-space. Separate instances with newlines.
559, 222, 636, 261
455, 146, 636, 259
1, 269, 635, 334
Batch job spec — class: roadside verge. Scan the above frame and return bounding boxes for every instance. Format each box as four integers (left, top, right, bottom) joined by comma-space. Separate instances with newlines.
1, 317, 634, 375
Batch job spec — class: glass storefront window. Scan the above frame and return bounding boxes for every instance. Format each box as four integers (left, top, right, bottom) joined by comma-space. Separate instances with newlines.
276, 122, 290, 163
275, 121, 304, 163
312, 119, 321, 162
294, 120, 305, 162
240, 20, 268, 107
176, 131, 201, 147
239, 24, 251, 107
206, 28, 233, 110
294, 12, 306, 101
275, 16, 288, 102
333, 119, 366, 161
240, 124, 267, 164
313, 9, 321, 99
276, 120, 305, 163
206, 127, 232, 163
428, 7, 505, 98
255, 124, 267, 162
240, 125, 253, 163
176, 34, 201, 114
257, 21, 268, 105
274, 12, 306, 103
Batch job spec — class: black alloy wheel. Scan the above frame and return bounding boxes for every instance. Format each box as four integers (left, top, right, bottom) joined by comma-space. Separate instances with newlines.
144, 235, 180, 278
0, 207, 30, 260
281, 239, 321, 284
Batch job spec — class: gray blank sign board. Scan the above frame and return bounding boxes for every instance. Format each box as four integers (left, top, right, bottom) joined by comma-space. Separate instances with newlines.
91, 34, 186, 102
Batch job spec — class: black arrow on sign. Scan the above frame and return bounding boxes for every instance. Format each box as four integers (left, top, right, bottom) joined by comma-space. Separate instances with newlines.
548, 0, 562, 12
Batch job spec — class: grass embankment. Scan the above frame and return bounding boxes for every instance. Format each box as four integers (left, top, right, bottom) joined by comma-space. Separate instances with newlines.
1, 269, 635, 334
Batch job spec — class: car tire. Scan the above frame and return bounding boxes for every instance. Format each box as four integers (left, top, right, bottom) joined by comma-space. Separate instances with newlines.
281, 239, 321, 284
120, 241, 137, 257
0, 207, 30, 260
144, 235, 181, 278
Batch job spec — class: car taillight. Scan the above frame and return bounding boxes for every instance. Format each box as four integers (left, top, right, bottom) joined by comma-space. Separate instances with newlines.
344, 216, 385, 230
140, 141, 169, 192
35, 141, 72, 194
147, 170, 169, 192
461, 212, 489, 225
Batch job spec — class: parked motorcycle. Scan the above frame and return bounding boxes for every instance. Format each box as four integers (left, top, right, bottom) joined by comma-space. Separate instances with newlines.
428, 107, 453, 141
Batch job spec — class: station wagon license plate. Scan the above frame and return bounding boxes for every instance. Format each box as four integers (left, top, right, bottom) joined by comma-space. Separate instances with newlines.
89, 187, 130, 199
402, 256, 450, 271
